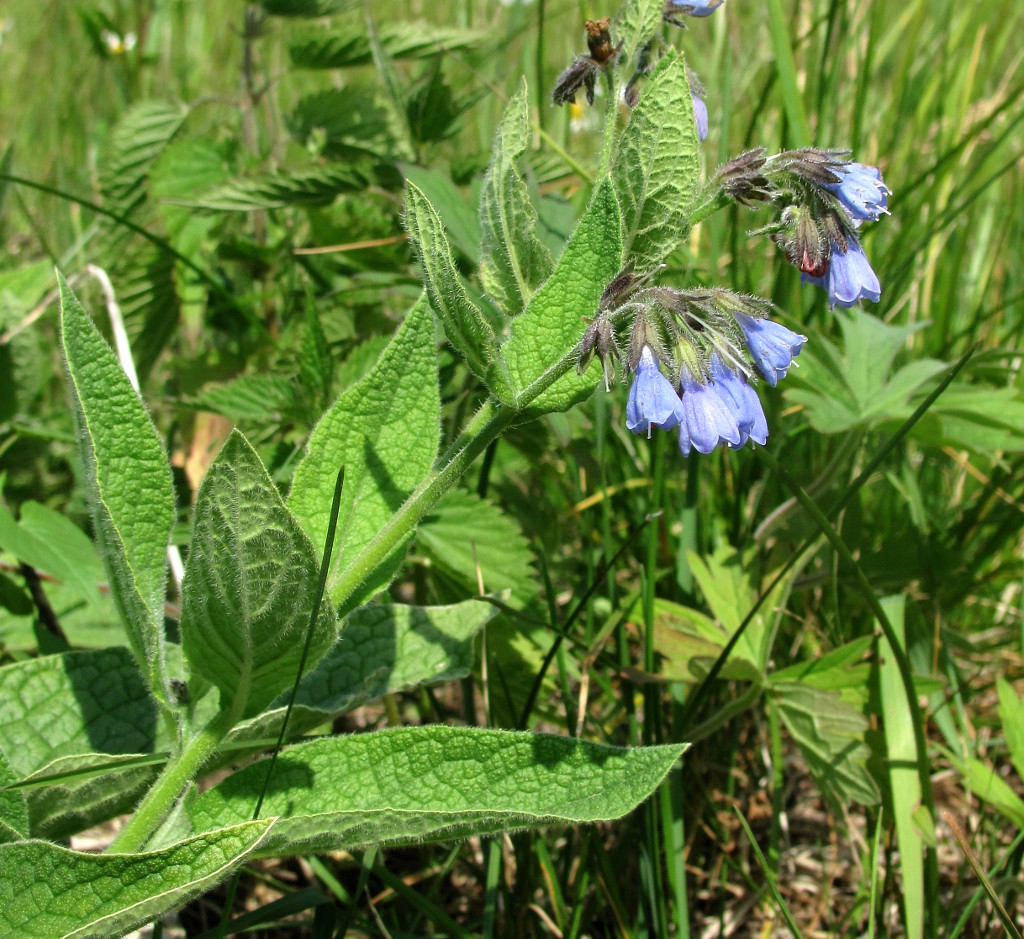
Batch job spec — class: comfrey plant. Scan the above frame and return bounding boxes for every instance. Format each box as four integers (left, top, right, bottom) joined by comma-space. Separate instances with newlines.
0, 1, 889, 936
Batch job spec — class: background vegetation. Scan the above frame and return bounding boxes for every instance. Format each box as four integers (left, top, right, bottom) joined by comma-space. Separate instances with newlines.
1, 0, 1023, 935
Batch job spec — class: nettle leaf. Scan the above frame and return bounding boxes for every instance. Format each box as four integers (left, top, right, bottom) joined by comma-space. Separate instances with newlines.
290, 89, 395, 162
192, 374, 297, 423
0, 501, 104, 606
478, 79, 553, 319
0, 821, 273, 939
500, 180, 622, 417
180, 431, 337, 720
180, 165, 367, 212
404, 181, 500, 391
228, 599, 495, 745
190, 726, 684, 855
611, 48, 701, 271
58, 275, 175, 699
289, 22, 485, 70
288, 295, 440, 613
773, 682, 881, 806
614, 0, 666, 70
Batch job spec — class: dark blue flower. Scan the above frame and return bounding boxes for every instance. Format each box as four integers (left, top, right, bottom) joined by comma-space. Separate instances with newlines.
667, 0, 725, 16
709, 355, 768, 447
626, 346, 682, 438
735, 314, 807, 386
801, 239, 881, 309
824, 162, 890, 222
692, 92, 708, 141
678, 366, 742, 456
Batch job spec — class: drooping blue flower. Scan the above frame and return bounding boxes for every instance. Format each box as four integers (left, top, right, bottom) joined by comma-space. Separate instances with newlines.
823, 162, 890, 222
626, 346, 682, 438
678, 365, 742, 456
667, 0, 725, 16
801, 239, 881, 309
709, 355, 768, 447
692, 92, 708, 141
735, 313, 807, 387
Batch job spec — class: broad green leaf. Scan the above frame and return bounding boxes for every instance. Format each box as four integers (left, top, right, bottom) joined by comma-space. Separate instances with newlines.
614, 0, 665, 69
192, 374, 297, 423
288, 295, 440, 612
0, 501, 103, 606
500, 180, 622, 416
290, 89, 397, 162
416, 489, 537, 606
180, 431, 337, 720
401, 164, 481, 261
191, 727, 684, 855
228, 599, 496, 745
58, 275, 175, 698
180, 165, 367, 211
404, 181, 499, 389
289, 22, 484, 69
767, 635, 873, 694
0, 821, 273, 939
478, 80, 553, 318
955, 756, 1024, 829
772, 682, 880, 806
611, 49, 701, 272
0, 749, 28, 843
997, 677, 1024, 783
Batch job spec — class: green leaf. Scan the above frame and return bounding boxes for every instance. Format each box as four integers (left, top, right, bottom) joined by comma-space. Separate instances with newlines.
613, 0, 665, 70
401, 164, 481, 262
997, 677, 1024, 783
404, 181, 499, 389
0, 501, 104, 606
0, 821, 273, 939
0, 749, 28, 843
611, 48, 701, 272
499, 180, 622, 417
180, 431, 337, 720
288, 295, 440, 613
773, 682, 881, 806
192, 374, 297, 423
478, 79, 553, 319
181, 165, 367, 212
290, 89, 396, 161
228, 599, 496, 745
58, 275, 175, 699
262, 0, 355, 16
190, 727, 684, 855
289, 22, 484, 69
955, 756, 1024, 829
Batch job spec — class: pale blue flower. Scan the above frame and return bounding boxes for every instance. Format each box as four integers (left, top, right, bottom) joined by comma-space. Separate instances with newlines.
709, 355, 768, 447
692, 92, 708, 141
801, 239, 881, 309
735, 314, 807, 386
824, 162, 890, 222
627, 346, 682, 438
678, 366, 742, 456
667, 0, 725, 16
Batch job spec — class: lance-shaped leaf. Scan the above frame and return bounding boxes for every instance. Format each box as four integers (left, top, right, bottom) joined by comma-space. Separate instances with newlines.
478, 79, 553, 319
180, 431, 337, 721
404, 181, 501, 392
288, 295, 440, 613
614, 0, 666, 70
58, 274, 175, 699
0, 821, 273, 939
499, 180, 622, 417
611, 48, 701, 272
226, 599, 496, 745
190, 726, 684, 855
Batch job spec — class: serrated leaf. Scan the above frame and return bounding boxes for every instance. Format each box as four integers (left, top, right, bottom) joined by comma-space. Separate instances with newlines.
180, 431, 337, 720
289, 22, 485, 69
181, 165, 366, 212
190, 726, 684, 855
0, 821, 273, 939
290, 88, 397, 162
773, 682, 881, 805
0, 501, 104, 606
478, 80, 553, 318
611, 49, 701, 271
58, 275, 175, 699
500, 180, 622, 416
417, 489, 536, 606
0, 749, 28, 842
614, 0, 665, 69
192, 374, 297, 423
288, 295, 440, 613
404, 181, 499, 389
228, 599, 496, 744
